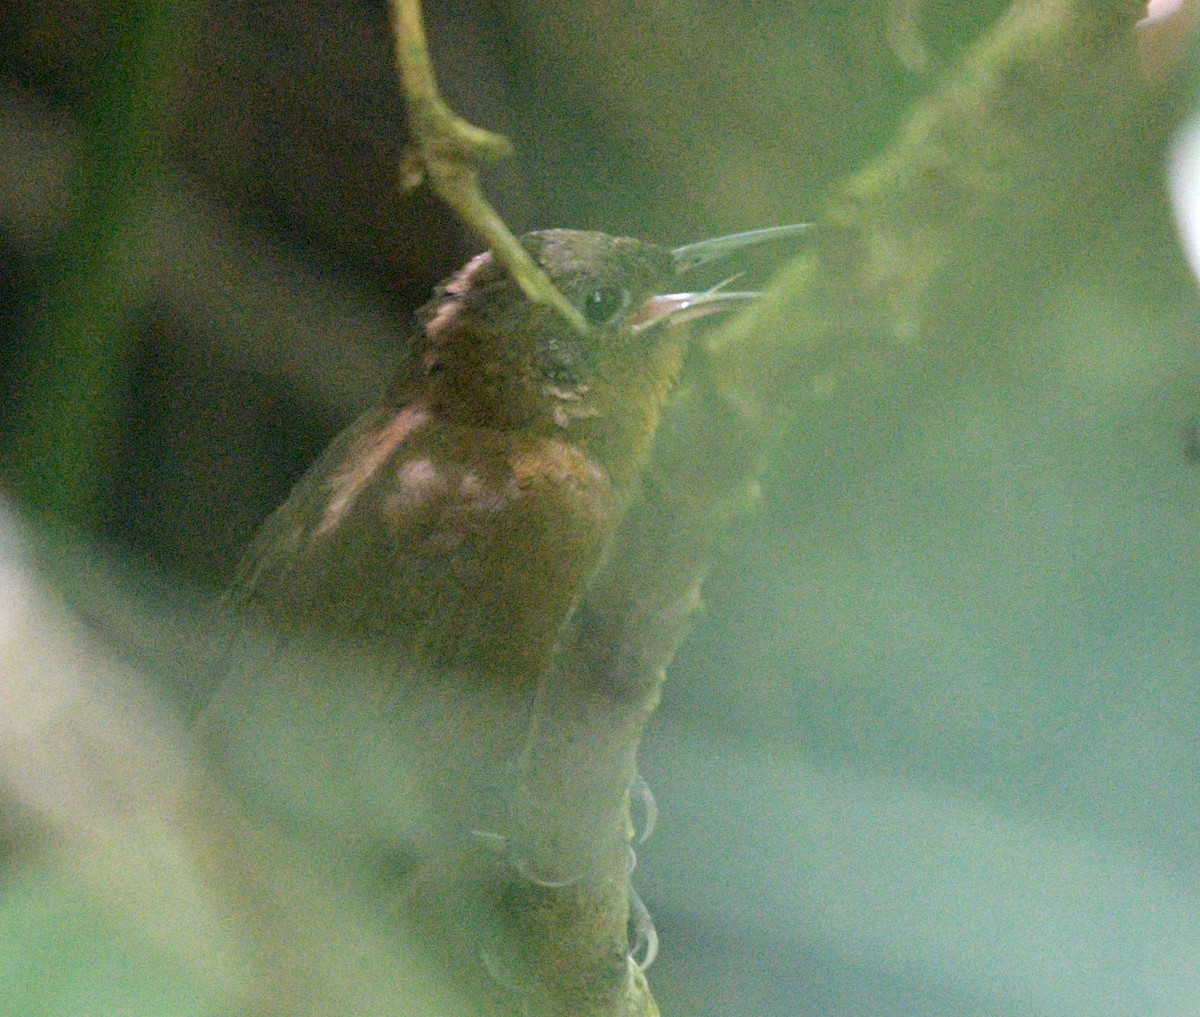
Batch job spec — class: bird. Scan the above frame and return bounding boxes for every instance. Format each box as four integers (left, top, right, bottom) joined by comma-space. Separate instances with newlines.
201, 224, 809, 854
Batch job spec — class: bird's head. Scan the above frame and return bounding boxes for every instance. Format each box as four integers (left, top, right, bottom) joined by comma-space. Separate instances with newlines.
400, 226, 808, 483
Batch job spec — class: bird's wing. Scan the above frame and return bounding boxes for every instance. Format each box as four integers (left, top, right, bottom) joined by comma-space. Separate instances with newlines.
195, 405, 450, 826
195, 402, 614, 846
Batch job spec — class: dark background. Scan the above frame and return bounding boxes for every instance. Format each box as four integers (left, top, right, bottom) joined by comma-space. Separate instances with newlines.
3, 3, 1200, 1016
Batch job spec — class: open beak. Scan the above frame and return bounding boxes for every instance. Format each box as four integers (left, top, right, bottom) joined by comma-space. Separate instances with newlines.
633, 223, 812, 332
630, 289, 758, 332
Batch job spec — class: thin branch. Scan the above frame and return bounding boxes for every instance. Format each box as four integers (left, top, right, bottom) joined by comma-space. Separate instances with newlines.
388, 0, 587, 332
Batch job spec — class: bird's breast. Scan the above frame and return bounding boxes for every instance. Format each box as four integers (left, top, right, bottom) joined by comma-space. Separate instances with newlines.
245, 406, 623, 690
375, 428, 621, 684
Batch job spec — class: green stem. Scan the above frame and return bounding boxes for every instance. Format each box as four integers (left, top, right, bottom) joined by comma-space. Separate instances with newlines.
5, 1, 187, 529
389, 0, 587, 332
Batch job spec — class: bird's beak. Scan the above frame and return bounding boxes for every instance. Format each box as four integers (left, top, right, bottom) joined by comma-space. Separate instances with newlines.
670, 223, 812, 275
630, 290, 758, 333
632, 222, 811, 333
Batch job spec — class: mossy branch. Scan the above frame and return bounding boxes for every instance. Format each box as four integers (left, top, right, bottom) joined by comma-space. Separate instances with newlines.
708, 0, 1153, 415
384, 2, 1160, 1016
505, 2, 1160, 1017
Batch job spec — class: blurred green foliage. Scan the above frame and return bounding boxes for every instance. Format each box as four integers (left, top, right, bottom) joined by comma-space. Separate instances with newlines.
3, 0, 188, 529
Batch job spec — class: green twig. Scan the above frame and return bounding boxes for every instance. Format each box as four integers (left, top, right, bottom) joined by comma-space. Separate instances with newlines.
388, 0, 588, 332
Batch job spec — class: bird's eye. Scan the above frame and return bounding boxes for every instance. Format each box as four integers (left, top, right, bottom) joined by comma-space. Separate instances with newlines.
581, 286, 630, 327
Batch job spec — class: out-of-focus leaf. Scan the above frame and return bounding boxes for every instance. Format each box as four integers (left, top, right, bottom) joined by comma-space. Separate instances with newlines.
0, 861, 237, 1017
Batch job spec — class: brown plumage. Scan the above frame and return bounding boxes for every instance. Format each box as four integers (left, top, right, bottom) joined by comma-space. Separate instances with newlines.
204, 226, 803, 846
231, 232, 684, 685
